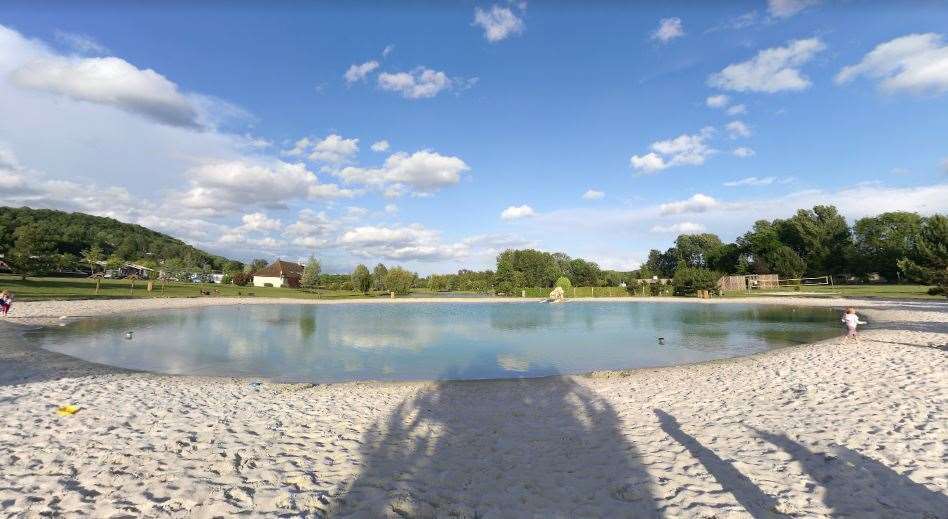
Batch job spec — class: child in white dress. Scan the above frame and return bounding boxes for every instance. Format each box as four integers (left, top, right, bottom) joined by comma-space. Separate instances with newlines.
841, 307, 866, 342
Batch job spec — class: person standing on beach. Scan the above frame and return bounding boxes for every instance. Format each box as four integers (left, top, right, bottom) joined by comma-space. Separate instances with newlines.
841, 307, 866, 342
0, 290, 12, 317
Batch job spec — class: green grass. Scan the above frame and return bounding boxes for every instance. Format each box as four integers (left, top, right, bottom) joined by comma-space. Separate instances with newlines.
721, 284, 941, 300
2, 275, 940, 302
0, 274, 383, 302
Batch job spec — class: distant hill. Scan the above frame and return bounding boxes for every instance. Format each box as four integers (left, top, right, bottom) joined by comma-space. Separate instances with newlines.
0, 206, 240, 271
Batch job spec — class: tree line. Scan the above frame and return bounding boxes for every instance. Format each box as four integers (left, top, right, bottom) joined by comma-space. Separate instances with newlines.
0, 206, 241, 278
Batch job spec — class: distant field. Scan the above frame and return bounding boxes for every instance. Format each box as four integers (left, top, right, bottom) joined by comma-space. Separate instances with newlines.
0, 275, 940, 302
0, 274, 379, 302
722, 284, 941, 300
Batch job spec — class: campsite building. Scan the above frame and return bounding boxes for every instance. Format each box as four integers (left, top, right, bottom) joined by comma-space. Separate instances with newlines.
252, 260, 305, 288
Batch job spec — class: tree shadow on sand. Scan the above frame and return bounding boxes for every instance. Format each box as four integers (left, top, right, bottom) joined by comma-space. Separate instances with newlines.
331, 363, 661, 518
654, 409, 783, 519
751, 428, 948, 519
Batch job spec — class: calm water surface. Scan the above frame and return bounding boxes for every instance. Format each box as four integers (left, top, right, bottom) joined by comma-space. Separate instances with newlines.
29, 302, 841, 383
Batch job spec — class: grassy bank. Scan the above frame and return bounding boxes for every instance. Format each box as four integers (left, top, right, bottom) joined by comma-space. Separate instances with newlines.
722, 284, 941, 300
0, 274, 378, 302
1, 274, 940, 302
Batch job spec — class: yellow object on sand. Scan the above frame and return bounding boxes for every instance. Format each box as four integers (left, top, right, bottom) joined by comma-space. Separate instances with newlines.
56, 405, 80, 416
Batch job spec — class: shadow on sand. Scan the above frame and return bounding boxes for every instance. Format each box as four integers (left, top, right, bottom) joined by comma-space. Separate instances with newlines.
331, 364, 661, 518
751, 427, 948, 519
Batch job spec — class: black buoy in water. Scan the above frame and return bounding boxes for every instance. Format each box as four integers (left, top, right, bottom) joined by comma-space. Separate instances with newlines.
658, 337, 665, 345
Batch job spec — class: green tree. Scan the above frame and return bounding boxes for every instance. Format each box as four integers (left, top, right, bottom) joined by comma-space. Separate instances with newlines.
384, 267, 415, 295
372, 263, 388, 291
7, 223, 55, 279
566, 258, 602, 286
496, 249, 562, 288
853, 212, 922, 281
765, 246, 807, 279
898, 214, 948, 296
81, 245, 102, 274
672, 267, 721, 296
777, 205, 853, 275
301, 256, 321, 289
351, 264, 373, 293
674, 233, 723, 269
555, 276, 572, 291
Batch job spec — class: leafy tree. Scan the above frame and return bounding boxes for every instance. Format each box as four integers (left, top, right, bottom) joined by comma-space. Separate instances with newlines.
7, 223, 55, 279
495, 249, 562, 288
80, 245, 104, 274
672, 267, 721, 296
566, 258, 602, 286
555, 276, 572, 291
372, 263, 388, 291
765, 246, 806, 279
674, 233, 723, 269
247, 258, 269, 273
384, 267, 415, 295
853, 212, 922, 281
351, 264, 373, 293
301, 256, 321, 289
898, 215, 948, 296
777, 205, 853, 275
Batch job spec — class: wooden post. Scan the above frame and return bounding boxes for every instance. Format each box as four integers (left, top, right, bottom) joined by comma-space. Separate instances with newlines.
95, 278, 100, 295
521, 289, 526, 298
147, 281, 154, 292
390, 291, 395, 299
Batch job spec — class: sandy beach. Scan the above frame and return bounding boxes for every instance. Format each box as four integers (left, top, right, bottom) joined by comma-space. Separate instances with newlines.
0, 296, 945, 518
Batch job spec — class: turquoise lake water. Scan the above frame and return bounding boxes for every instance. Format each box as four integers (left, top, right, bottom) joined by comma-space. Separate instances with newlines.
29, 302, 841, 383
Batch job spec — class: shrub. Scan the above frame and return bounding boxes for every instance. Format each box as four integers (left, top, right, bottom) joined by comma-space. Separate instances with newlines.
231, 272, 252, 286
351, 264, 372, 293
555, 276, 572, 291
672, 267, 720, 296
385, 267, 415, 295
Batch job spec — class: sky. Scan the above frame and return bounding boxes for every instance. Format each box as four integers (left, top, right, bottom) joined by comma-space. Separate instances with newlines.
1, 0, 947, 274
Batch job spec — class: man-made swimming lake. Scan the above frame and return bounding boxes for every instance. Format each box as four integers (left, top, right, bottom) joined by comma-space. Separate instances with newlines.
30, 302, 841, 383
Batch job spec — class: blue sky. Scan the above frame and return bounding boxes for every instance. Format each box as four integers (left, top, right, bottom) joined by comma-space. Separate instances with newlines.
1, 0, 947, 273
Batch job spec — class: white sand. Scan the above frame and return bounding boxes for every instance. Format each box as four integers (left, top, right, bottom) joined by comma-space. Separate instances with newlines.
0, 296, 945, 518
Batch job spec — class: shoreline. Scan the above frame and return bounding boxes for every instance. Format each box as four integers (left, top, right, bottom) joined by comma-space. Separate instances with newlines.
0, 297, 945, 516
7, 294, 947, 329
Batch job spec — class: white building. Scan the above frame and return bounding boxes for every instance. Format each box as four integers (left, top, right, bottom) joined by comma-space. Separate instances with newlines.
252, 260, 305, 288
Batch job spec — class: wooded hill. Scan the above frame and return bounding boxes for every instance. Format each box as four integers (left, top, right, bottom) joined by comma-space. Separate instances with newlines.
0, 206, 240, 272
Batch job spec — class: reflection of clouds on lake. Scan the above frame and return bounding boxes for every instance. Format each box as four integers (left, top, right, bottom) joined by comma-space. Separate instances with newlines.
497, 354, 530, 372
329, 327, 439, 351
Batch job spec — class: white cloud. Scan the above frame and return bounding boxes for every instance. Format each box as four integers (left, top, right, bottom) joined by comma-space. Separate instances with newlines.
652, 18, 684, 43
500, 204, 536, 220
177, 159, 357, 214
240, 212, 282, 231
726, 104, 747, 115
630, 127, 716, 173
309, 134, 359, 164
942, 157, 948, 173
371, 139, 390, 152
767, 0, 819, 19
582, 189, 605, 200
283, 134, 359, 165
835, 33, 948, 95
473, 5, 525, 43
53, 30, 108, 55
344, 60, 380, 83
724, 176, 776, 187
382, 44, 395, 57
732, 147, 756, 158
337, 150, 469, 195
384, 203, 398, 214
338, 224, 466, 261
659, 193, 721, 215
651, 222, 705, 234
708, 38, 825, 93
377, 67, 453, 99
706, 94, 729, 108
9, 51, 202, 128
726, 120, 751, 138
